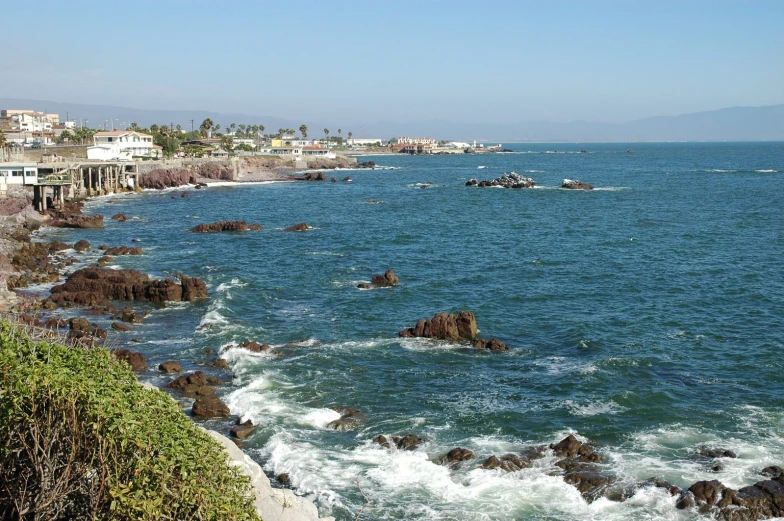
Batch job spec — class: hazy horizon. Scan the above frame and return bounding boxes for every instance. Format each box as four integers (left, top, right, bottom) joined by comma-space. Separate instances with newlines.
2, 0, 782, 126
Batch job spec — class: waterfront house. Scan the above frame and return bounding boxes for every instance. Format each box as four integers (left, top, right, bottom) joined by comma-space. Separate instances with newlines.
87, 130, 158, 161
0, 162, 38, 194
389, 137, 436, 146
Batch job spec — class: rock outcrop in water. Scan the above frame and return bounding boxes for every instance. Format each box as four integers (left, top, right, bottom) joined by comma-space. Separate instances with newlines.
398, 311, 510, 351
299, 172, 327, 181
357, 269, 400, 289
284, 222, 312, 232
46, 267, 208, 308
189, 221, 263, 233
562, 179, 594, 190
326, 407, 367, 431
138, 168, 197, 189
399, 311, 477, 342
466, 172, 536, 188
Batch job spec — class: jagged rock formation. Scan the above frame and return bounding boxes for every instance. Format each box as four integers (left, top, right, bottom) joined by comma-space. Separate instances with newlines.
189, 221, 262, 233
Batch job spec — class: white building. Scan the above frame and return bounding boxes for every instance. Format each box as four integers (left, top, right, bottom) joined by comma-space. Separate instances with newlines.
254, 146, 336, 159
0, 162, 38, 193
389, 136, 436, 146
348, 138, 384, 147
87, 130, 157, 161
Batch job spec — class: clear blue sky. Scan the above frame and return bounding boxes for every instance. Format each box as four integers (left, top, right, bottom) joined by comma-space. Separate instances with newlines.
3, 0, 782, 124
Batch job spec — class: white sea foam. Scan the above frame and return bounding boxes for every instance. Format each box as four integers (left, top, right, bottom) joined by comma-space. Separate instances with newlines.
755, 169, 777, 173
564, 399, 626, 416
216, 278, 248, 292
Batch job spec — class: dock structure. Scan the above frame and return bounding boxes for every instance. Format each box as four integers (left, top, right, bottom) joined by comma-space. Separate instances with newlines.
1, 159, 141, 212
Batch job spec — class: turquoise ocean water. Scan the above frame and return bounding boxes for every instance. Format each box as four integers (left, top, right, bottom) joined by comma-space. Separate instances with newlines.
37, 142, 784, 520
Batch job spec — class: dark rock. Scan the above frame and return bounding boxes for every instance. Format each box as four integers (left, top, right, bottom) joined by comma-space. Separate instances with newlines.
206, 358, 231, 370
111, 321, 132, 331
49, 240, 70, 252
181, 192, 189, 198
326, 407, 367, 431
278, 473, 290, 485
235, 340, 274, 353
69, 317, 92, 333
373, 435, 391, 449
284, 222, 311, 232
471, 338, 509, 351
189, 220, 262, 233
300, 172, 327, 181
166, 371, 208, 391
761, 466, 784, 479
357, 269, 400, 289
550, 434, 602, 462
111, 213, 129, 221
231, 420, 255, 439
138, 168, 196, 189
73, 240, 90, 252
159, 361, 183, 373
180, 275, 209, 301
562, 179, 594, 190
113, 307, 144, 324
49, 267, 208, 307
205, 376, 223, 386
342, 177, 352, 182
644, 478, 682, 497
113, 348, 147, 372
357, 161, 375, 169
192, 396, 230, 418
470, 172, 535, 189
445, 447, 475, 462
196, 385, 217, 396
331, 177, 337, 182
482, 446, 545, 472
698, 447, 738, 459
393, 434, 424, 451
398, 311, 477, 342
104, 246, 143, 256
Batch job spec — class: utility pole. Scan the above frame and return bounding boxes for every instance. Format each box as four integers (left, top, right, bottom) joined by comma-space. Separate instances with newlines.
191, 119, 194, 133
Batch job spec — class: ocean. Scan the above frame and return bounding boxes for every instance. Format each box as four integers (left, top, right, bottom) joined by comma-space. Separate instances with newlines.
38, 142, 784, 520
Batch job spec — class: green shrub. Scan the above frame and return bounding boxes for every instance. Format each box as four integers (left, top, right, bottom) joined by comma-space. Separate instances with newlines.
0, 320, 260, 520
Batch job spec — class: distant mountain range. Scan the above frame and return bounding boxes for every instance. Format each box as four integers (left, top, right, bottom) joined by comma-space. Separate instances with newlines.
2, 98, 782, 142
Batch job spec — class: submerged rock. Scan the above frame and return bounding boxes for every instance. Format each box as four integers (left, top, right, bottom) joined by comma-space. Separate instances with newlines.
189, 220, 262, 232
284, 222, 312, 232
326, 407, 367, 431
562, 179, 594, 190
471, 338, 509, 351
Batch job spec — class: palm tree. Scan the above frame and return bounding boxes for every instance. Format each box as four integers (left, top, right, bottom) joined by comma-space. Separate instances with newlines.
337, 128, 342, 136
214, 124, 221, 134
299, 125, 308, 139
150, 124, 159, 134
0, 130, 8, 160
277, 128, 286, 138
239, 124, 247, 137
323, 128, 329, 140
347, 131, 353, 145
229, 123, 237, 135
176, 124, 182, 133
129, 122, 139, 131
199, 118, 214, 137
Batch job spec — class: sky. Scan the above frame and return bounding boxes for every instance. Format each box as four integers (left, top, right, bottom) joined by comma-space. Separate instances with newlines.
2, 0, 782, 125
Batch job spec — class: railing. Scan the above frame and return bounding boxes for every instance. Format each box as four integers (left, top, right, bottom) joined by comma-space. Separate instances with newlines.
37, 173, 72, 185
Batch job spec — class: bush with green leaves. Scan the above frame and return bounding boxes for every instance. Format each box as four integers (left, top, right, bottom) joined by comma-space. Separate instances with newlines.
0, 320, 260, 520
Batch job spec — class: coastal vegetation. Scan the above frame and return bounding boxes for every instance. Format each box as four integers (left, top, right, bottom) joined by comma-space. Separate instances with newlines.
0, 319, 259, 521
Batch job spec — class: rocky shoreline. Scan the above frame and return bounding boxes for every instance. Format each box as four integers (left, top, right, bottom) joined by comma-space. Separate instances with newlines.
0, 188, 333, 521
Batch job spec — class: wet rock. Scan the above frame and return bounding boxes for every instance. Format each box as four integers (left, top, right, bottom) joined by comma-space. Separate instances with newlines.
73, 240, 90, 252
138, 168, 196, 189
231, 420, 256, 439
300, 172, 327, 181
97, 256, 114, 267
113, 307, 144, 324
470, 172, 536, 189
180, 274, 209, 301
192, 396, 230, 418
166, 371, 208, 391
357, 161, 375, 169
206, 358, 231, 370
393, 434, 424, 451
69, 317, 92, 333
698, 447, 738, 459
550, 434, 602, 463
342, 176, 352, 182
331, 177, 337, 182
644, 478, 681, 497
234, 340, 275, 353
278, 473, 290, 485
482, 446, 545, 472
159, 361, 183, 373
49, 267, 208, 307
761, 466, 784, 479
48, 215, 105, 229
471, 338, 509, 351
398, 311, 477, 342
181, 192, 189, 198
49, 240, 70, 252
113, 348, 147, 372
357, 269, 400, 289
284, 222, 311, 232
189, 220, 262, 232
111, 321, 132, 331
111, 213, 129, 221
562, 179, 594, 190
104, 246, 143, 256
205, 376, 223, 386
373, 435, 391, 449
196, 385, 217, 396
326, 407, 367, 431
445, 447, 475, 463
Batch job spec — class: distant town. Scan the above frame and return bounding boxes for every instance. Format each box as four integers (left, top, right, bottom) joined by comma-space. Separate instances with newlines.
0, 107, 503, 163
